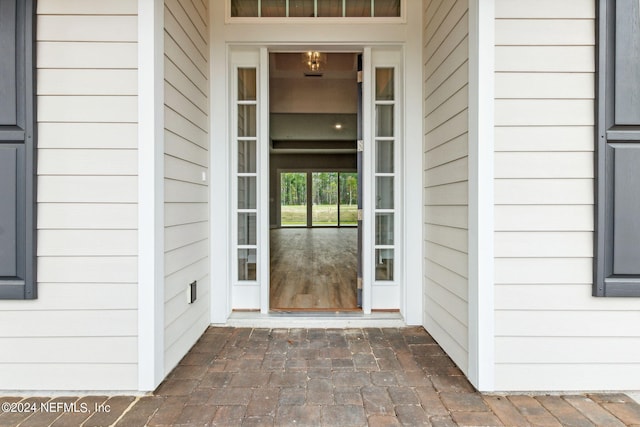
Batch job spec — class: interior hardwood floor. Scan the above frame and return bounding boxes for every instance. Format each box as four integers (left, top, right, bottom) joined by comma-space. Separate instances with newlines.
270, 227, 358, 310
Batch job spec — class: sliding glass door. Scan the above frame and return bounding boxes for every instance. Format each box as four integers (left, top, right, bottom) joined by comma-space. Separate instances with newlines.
312, 172, 338, 226
280, 171, 357, 227
339, 172, 358, 226
280, 172, 307, 227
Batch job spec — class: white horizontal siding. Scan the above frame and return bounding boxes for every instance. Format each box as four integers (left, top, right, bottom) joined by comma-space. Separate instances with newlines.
38, 176, 138, 203
0, 364, 138, 391
38, 96, 137, 123
495, 73, 594, 99
165, 222, 208, 253
495, 152, 594, 179
39, 149, 137, 175
495, 100, 594, 126
37, 15, 137, 41
165, 134, 208, 169
495, 258, 593, 285
495, 337, 640, 364
0, 0, 139, 391
495, 0, 595, 19
38, 230, 137, 256
496, 46, 595, 72
38, 69, 137, 95
424, 224, 467, 253
424, 181, 468, 205
0, 283, 137, 311
165, 258, 208, 303
495, 179, 594, 205
496, 284, 640, 311
165, 240, 209, 278
37, 42, 137, 68
423, 0, 470, 375
165, 177, 208, 202
424, 206, 467, 229
494, 126, 594, 152
37, 0, 137, 15
163, 0, 210, 375
0, 310, 137, 337
37, 257, 137, 284
38, 123, 137, 149
496, 311, 640, 338
495, 232, 593, 258
38, 204, 137, 229
0, 337, 137, 363
165, 203, 208, 227
495, 19, 594, 46
495, 205, 594, 231
495, 364, 640, 392
493, 0, 640, 392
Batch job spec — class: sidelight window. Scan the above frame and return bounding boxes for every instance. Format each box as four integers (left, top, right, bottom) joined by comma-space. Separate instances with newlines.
374, 67, 396, 282
236, 68, 259, 281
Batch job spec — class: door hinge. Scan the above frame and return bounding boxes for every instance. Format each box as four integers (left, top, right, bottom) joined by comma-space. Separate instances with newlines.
357, 209, 363, 221
357, 278, 363, 289
357, 140, 364, 152
357, 70, 363, 83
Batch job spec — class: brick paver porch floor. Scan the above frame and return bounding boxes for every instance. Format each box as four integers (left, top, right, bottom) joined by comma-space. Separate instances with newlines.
1, 326, 639, 426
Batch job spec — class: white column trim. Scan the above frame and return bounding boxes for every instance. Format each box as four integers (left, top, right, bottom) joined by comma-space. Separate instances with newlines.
210, 20, 231, 323
138, 0, 165, 391
468, 0, 495, 392
403, 3, 425, 324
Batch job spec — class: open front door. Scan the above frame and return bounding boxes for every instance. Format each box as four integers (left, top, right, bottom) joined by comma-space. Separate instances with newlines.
356, 54, 364, 307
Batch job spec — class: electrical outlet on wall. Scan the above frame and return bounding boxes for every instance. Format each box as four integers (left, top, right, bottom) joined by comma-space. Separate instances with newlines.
187, 280, 197, 304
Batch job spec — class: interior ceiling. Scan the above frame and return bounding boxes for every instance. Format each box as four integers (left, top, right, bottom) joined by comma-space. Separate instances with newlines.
270, 52, 358, 79
270, 52, 358, 154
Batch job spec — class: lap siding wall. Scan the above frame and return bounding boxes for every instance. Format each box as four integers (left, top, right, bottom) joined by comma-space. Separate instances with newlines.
0, 0, 139, 391
422, 0, 471, 375
163, 0, 211, 374
494, 0, 640, 391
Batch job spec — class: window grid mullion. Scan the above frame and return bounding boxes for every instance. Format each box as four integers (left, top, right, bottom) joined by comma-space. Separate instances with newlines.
235, 66, 258, 283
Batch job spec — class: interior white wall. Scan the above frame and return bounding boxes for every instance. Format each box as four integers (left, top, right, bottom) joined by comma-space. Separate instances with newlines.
270, 78, 357, 113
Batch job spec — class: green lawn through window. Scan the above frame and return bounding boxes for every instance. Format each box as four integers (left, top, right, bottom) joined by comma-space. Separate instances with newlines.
281, 204, 357, 226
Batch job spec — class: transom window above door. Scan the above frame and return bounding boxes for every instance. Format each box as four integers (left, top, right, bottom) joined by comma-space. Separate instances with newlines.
230, 0, 401, 18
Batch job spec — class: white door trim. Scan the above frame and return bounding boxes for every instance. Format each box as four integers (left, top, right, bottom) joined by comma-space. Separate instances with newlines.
259, 47, 270, 313
362, 47, 373, 315
212, 42, 422, 324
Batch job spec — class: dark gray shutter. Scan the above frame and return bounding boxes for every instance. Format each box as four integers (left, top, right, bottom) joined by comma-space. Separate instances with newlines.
0, 0, 36, 299
595, 0, 640, 296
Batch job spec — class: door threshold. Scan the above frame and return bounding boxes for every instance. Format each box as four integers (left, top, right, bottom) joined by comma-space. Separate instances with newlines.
270, 307, 362, 313
223, 311, 405, 328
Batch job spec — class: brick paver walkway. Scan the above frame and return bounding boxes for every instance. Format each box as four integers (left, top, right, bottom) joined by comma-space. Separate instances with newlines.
1, 327, 639, 426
